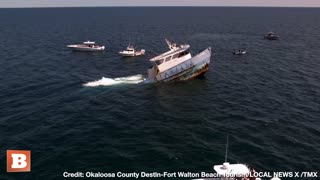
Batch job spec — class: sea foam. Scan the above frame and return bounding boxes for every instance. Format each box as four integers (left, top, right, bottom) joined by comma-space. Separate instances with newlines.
83, 74, 145, 87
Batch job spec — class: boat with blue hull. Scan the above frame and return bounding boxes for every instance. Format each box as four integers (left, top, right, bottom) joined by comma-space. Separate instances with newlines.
145, 39, 211, 83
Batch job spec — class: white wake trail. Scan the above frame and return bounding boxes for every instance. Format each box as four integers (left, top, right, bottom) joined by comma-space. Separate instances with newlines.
83, 74, 146, 87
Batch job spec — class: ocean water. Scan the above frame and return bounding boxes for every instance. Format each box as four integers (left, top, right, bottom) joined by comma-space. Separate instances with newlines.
0, 7, 319, 179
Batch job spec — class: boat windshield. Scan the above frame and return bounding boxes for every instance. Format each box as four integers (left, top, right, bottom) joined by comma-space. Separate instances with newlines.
165, 56, 171, 62
155, 59, 164, 65
177, 50, 189, 58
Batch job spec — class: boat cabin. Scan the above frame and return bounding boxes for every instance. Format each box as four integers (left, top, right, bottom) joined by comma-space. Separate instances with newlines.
150, 44, 191, 66
83, 41, 96, 47
83, 41, 95, 45
126, 45, 135, 51
214, 162, 253, 180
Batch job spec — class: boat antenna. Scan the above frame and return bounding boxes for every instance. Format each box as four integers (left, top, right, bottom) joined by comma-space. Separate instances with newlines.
165, 38, 172, 49
165, 38, 177, 50
225, 133, 229, 162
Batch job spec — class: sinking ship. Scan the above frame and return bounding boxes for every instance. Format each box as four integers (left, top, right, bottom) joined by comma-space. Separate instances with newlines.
145, 39, 211, 83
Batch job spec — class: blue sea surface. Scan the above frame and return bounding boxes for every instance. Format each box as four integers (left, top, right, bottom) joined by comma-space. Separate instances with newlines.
0, 7, 319, 179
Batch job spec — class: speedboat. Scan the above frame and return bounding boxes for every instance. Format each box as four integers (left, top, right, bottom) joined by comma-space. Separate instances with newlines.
264, 32, 280, 40
67, 41, 105, 51
195, 163, 280, 180
213, 162, 258, 180
233, 49, 247, 55
145, 39, 211, 83
213, 135, 263, 180
119, 45, 145, 57
194, 135, 281, 180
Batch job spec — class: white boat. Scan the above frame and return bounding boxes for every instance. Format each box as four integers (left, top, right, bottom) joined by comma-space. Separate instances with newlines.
195, 135, 280, 180
233, 49, 247, 55
213, 162, 255, 180
119, 45, 145, 57
67, 41, 105, 52
145, 39, 211, 83
264, 32, 280, 40
214, 135, 260, 180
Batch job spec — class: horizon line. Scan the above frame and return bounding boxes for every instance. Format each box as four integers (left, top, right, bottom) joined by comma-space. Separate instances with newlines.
1, 5, 320, 9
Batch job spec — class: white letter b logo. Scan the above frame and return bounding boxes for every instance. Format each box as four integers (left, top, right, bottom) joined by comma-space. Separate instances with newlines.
11, 153, 27, 169
7, 150, 31, 172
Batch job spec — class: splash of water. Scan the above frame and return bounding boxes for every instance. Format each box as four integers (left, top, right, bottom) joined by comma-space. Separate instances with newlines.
83, 74, 146, 87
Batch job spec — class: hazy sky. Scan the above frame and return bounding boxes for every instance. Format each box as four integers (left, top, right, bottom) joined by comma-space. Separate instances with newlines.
1, 0, 320, 8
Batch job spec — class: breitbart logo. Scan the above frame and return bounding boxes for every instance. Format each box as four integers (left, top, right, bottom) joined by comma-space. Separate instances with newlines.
7, 150, 31, 172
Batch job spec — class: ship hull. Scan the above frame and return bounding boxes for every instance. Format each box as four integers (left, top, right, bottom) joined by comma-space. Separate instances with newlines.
264, 36, 279, 40
119, 50, 145, 57
146, 47, 211, 83
161, 62, 209, 82
119, 52, 145, 57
